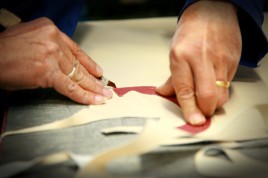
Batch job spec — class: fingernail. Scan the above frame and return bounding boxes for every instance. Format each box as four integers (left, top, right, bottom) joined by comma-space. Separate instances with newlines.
155, 84, 165, 95
156, 84, 164, 90
103, 88, 113, 99
96, 65, 103, 75
95, 95, 106, 104
189, 113, 206, 125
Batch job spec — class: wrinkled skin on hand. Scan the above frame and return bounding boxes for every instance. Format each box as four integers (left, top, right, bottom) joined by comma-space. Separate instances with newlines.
157, 1, 242, 125
0, 17, 112, 104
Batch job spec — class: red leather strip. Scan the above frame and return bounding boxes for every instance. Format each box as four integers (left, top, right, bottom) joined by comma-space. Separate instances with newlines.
113, 86, 211, 134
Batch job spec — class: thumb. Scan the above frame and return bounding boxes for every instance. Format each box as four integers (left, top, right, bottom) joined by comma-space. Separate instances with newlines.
156, 77, 175, 96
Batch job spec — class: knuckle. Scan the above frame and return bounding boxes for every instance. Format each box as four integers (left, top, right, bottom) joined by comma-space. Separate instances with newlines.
80, 92, 93, 104
169, 45, 183, 62
199, 89, 217, 101
38, 41, 61, 60
73, 70, 84, 83
33, 17, 54, 27
66, 82, 80, 96
44, 41, 61, 55
217, 51, 231, 61
32, 24, 62, 59
39, 23, 60, 45
62, 78, 97, 105
176, 86, 195, 100
38, 17, 54, 24
215, 50, 239, 66
93, 84, 103, 93
76, 73, 103, 94
88, 75, 102, 90
42, 23, 59, 36
80, 92, 102, 105
71, 42, 81, 55
89, 80, 103, 93
169, 44, 194, 66
30, 59, 56, 88
36, 67, 53, 88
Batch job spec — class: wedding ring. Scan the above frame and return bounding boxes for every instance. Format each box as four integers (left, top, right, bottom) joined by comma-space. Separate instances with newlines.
216, 80, 231, 88
67, 60, 80, 79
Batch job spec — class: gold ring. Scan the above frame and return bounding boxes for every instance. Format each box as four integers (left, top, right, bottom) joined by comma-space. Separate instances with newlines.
216, 80, 231, 88
67, 60, 79, 79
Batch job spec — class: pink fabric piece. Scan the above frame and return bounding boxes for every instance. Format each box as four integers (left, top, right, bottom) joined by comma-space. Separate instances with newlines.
113, 86, 211, 134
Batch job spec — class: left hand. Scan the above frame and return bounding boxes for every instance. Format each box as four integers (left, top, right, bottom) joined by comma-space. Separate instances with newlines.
157, 0, 242, 125
0, 18, 112, 104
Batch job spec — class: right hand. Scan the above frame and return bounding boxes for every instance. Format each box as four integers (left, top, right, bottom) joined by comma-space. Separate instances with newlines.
157, 1, 242, 125
0, 17, 112, 104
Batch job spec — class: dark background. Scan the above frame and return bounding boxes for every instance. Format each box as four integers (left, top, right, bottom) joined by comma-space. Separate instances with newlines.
80, 0, 268, 20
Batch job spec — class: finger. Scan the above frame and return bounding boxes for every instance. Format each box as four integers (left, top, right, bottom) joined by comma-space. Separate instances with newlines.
55, 36, 99, 85
55, 35, 112, 99
156, 77, 175, 96
193, 62, 218, 117
216, 83, 229, 108
214, 63, 231, 108
67, 60, 113, 99
60, 32, 103, 78
171, 59, 206, 126
52, 71, 106, 105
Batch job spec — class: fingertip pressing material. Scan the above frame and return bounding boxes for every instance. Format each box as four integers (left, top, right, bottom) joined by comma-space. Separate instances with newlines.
103, 88, 113, 99
188, 113, 206, 126
94, 95, 106, 104
155, 84, 172, 96
155, 85, 163, 94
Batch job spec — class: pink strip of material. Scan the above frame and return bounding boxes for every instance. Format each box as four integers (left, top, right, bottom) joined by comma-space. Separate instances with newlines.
113, 86, 211, 134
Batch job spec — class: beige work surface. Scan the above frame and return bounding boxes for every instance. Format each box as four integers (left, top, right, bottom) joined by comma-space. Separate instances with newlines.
1, 14, 268, 178
73, 17, 268, 88
73, 17, 174, 87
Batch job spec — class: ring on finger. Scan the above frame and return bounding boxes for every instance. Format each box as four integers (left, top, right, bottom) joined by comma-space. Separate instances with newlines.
67, 60, 80, 80
216, 80, 231, 88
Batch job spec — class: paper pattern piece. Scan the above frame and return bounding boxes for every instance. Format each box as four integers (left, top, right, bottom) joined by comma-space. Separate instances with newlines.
75, 119, 187, 178
114, 86, 211, 134
107, 84, 268, 143
1, 119, 182, 178
2, 84, 268, 144
1, 86, 196, 139
0, 152, 93, 178
1, 107, 114, 139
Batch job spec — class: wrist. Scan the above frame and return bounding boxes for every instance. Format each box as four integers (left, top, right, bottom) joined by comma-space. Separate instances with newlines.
179, 0, 238, 24
195, 0, 237, 13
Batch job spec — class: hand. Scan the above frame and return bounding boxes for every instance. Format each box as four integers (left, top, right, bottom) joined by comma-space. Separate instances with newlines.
0, 17, 112, 104
157, 1, 242, 125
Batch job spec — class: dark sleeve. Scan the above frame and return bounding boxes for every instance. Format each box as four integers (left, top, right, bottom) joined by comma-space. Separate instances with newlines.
179, 0, 268, 68
0, 0, 84, 37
